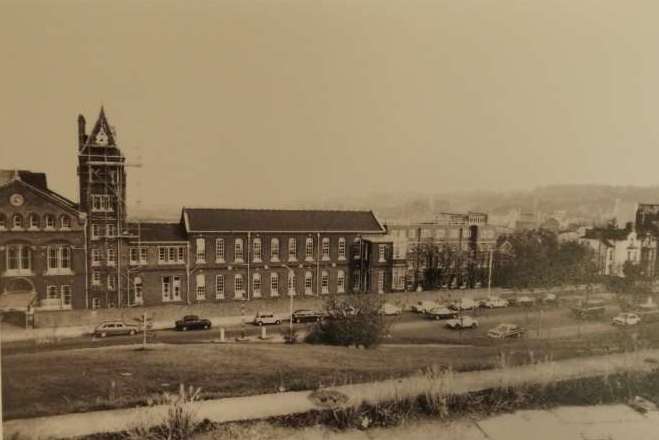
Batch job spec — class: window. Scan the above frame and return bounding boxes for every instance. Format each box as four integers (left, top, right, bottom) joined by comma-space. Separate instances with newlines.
7, 245, 32, 274
216, 275, 225, 299
393, 268, 405, 290
43, 215, 54, 230
435, 229, 446, 239
378, 245, 386, 262
108, 275, 116, 291
196, 273, 206, 300
196, 238, 205, 263
91, 194, 113, 212
338, 238, 346, 260
378, 270, 385, 293
92, 297, 101, 309
107, 248, 116, 266
12, 214, 23, 230
252, 273, 261, 297
28, 214, 40, 229
129, 247, 148, 265
287, 271, 296, 296
235, 274, 245, 299
162, 276, 171, 301
288, 238, 297, 261
215, 239, 225, 262
321, 238, 330, 260
337, 270, 345, 293
47, 285, 59, 300
234, 238, 244, 262
92, 271, 102, 286
353, 271, 360, 290
253, 238, 262, 262
305, 238, 314, 260
270, 238, 279, 261
61, 285, 72, 307
321, 271, 329, 294
92, 224, 102, 239
304, 271, 313, 295
157, 246, 186, 264
270, 273, 279, 296
0, 214, 5, 229
107, 224, 117, 237
61, 215, 72, 230
92, 248, 102, 266
133, 277, 143, 305
173, 276, 182, 300
421, 228, 432, 239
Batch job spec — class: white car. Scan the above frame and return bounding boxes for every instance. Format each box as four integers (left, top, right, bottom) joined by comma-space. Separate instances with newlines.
380, 303, 402, 316
450, 298, 478, 311
482, 297, 509, 309
612, 313, 641, 327
446, 316, 479, 329
412, 300, 438, 314
253, 312, 281, 326
516, 296, 535, 307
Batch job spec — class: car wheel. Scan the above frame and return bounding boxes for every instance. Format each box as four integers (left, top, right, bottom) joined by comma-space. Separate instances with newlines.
472, 323, 478, 329
129, 329, 136, 336
294, 319, 299, 324
204, 324, 210, 329
258, 322, 263, 326
100, 332, 107, 338
275, 320, 281, 325
182, 326, 188, 331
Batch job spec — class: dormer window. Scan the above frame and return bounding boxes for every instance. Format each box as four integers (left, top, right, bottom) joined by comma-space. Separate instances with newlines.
44, 215, 55, 230
29, 214, 40, 230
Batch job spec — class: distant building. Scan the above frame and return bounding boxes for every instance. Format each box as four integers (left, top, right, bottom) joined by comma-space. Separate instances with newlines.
580, 225, 656, 278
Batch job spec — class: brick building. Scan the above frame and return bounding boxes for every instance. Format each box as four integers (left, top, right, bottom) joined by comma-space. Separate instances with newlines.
1, 108, 392, 312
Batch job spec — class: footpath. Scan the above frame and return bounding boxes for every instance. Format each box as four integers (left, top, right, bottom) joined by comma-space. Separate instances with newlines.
4, 347, 658, 439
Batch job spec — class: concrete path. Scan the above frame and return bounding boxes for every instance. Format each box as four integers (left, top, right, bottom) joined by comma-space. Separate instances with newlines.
5, 348, 659, 439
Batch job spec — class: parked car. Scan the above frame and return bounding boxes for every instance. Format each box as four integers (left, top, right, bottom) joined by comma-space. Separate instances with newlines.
412, 300, 438, 314
291, 309, 323, 323
426, 306, 458, 320
571, 305, 606, 320
482, 296, 509, 309
543, 293, 558, 305
253, 312, 281, 326
612, 312, 641, 327
449, 298, 478, 311
516, 296, 535, 307
175, 315, 212, 331
445, 316, 479, 329
93, 320, 139, 338
380, 303, 402, 316
488, 323, 525, 339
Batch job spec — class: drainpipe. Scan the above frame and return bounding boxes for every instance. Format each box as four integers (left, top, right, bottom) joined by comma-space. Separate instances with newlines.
247, 232, 251, 301
83, 215, 89, 309
185, 241, 191, 304
316, 232, 321, 295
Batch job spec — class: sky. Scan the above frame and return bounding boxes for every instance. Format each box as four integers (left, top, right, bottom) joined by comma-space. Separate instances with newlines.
2, 0, 659, 211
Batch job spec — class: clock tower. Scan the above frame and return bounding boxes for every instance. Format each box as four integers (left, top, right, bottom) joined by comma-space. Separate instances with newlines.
77, 108, 128, 308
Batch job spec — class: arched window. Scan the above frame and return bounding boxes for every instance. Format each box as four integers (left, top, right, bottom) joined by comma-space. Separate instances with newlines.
337, 270, 345, 293
0, 214, 6, 230
304, 271, 313, 295
252, 273, 262, 297
270, 238, 280, 261
60, 215, 72, 230
287, 271, 296, 296
338, 237, 346, 260
234, 274, 245, 299
234, 238, 244, 262
321, 238, 330, 260
288, 238, 297, 261
270, 272, 279, 296
28, 214, 40, 229
305, 237, 314, 260
12, 214, 23, 230
321, 270, 329, 294
253, 238, 262, 262
44, 214, 55, 229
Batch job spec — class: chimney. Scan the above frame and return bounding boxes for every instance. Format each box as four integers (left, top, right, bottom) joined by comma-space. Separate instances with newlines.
77, 114, 87, 149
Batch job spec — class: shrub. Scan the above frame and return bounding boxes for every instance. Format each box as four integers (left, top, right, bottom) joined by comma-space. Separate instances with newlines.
305, 295, 389, 348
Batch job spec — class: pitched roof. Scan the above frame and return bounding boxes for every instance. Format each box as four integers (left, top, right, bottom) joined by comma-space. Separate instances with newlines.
184, 208, 386, 233
127, 222, 187, 242
0, 170, 47, 190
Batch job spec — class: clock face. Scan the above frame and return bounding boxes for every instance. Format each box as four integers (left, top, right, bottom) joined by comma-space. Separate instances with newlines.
9, 193, 24, 207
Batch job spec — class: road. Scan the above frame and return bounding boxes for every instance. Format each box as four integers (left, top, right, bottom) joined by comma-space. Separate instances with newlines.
1, 303, 626, 355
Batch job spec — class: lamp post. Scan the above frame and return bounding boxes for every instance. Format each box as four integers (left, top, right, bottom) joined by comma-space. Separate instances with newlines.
282, 263, 295, 335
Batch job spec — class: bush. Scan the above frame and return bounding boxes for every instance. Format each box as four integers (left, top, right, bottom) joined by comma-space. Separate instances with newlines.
305, 295, 389, 349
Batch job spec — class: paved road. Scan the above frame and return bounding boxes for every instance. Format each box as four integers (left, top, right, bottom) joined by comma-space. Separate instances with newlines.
2, 304, 625, 355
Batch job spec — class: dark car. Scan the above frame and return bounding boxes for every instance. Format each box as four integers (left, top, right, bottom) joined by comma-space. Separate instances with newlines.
292, 309, 323, 323
93, 320, 139, 338
175, 315, 212, 331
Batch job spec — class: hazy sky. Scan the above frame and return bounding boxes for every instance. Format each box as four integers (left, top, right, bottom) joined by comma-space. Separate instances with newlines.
2, 0, 659, 210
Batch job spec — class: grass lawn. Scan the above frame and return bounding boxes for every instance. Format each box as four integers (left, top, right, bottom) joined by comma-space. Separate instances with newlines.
4, 323, 657, 421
